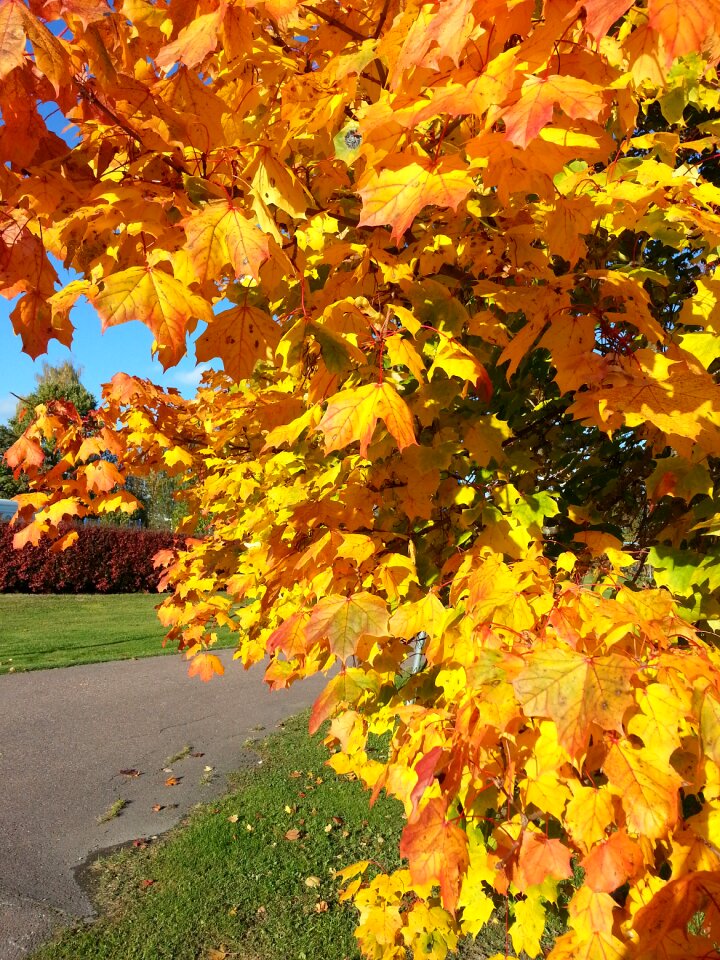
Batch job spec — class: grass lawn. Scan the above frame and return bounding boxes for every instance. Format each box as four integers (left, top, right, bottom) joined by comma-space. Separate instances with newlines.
0, 594, 236, 674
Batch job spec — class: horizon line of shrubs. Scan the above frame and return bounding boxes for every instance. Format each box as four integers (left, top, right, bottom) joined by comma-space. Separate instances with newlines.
0, 521, 180, 594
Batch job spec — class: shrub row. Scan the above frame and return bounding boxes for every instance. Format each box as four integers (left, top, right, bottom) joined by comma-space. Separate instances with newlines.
0, 522, 179, 593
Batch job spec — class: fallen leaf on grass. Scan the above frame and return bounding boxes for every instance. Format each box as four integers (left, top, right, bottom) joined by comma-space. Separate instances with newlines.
165, 776, 181, 787
119, 768, 141, 777
289, 770, 301, 778
133, 838, 151, 849
285, 828, 301, 841
228, 814, 240, 823
140, 878, 155, 889
315, 900, 329, 913
305, 876, 321, 888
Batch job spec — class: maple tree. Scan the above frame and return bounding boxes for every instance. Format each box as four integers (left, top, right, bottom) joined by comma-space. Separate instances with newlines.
5, 0, 720, 956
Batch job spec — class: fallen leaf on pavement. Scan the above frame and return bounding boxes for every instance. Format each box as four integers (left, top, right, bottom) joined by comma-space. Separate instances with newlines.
165, 776, 181, 787
151, 804, 164, 813
120, 769, 141, 777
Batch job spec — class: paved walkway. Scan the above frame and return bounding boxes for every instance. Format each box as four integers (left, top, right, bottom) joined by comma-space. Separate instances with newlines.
0, 652, 326, 959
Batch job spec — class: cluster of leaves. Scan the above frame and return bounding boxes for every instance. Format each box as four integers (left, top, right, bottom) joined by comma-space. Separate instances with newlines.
0, 521, 179, 593
0, 361, 96, 499
5, 0, 720, 957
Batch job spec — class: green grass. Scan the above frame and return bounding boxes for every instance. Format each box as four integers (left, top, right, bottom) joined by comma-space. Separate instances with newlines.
97, 799, 128, 824
0, 594, 236, 674
32, 713, 405, 960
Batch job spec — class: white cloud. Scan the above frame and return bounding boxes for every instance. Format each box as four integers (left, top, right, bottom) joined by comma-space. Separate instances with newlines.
170, 363, 212, 388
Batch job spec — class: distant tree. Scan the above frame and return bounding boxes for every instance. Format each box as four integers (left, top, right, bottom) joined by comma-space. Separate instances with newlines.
1, 363, 96, 499
10, 361, 96, 433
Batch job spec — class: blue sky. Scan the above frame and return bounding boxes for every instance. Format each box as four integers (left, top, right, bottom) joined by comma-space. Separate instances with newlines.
0, 295, 210, 424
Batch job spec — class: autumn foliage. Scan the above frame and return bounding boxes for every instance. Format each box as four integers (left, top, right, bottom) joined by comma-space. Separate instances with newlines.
5, 0, 720, 956
0, 522, 178, 594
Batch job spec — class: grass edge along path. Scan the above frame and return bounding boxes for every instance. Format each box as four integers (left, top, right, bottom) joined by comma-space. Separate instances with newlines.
31, 712, 405, 960
0, 594, 237, 674
30, 713, 566, 960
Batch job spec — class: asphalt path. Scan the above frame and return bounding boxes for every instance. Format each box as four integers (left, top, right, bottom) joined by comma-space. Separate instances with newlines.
0, 652, 327, 960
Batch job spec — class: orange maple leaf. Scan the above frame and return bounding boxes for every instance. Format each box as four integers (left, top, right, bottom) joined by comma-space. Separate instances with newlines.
399, 798, 468, 912
155, 5, 225, 71
515, 831, 573, 892
195, 302, 279, 381
304, 592, 388, 662
647, 0, 720, 63
603, 739, 681, 839
358, 154, 473, 241
0, 0, 26, 81
503, 74, 606, 148
581, 829, 643, 893
187, 652, 225, 682
5, 434, 44, 473
90, 265, 213, 369
182, 200, 270, 284
318, 381, 416, 458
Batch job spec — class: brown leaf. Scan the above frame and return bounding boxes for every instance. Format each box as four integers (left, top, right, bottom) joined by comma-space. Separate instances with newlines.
285, 828, 301, 841
151, 804, 164, 813
120, 768, 141, 777
314, 900, 329, 913
165, 776, 181, 787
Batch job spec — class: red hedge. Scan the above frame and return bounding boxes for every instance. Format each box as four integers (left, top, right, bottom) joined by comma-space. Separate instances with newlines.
0, 522, 179, 594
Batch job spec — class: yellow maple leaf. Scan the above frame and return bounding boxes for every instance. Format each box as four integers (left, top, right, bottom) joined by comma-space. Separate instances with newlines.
513, 648, 637, 757
0, 0, 26, 80
510, 893, 546, 959
604, 738, 681, 839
